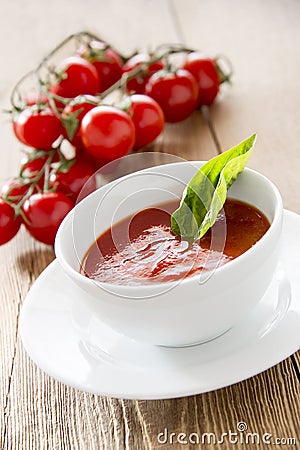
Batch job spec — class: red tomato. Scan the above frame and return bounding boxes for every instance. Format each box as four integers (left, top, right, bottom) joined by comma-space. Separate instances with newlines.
128, 94, 165, 148
50, 156, 97, 202
20, 156, 48, 189
62, 96, 98, 149
0, 199, 22, 245
123, 54, 165, 94
1, 178, 29, 203
145, 69, 199, 123
21, 150, 60, 182
49, 56, 99, 99
12, 107, 63, 150
79, 41, 123, 93
21, 156, 47, 174
80, 106, 135, 164
183, 53, 220, 106
23, 192, 73, 245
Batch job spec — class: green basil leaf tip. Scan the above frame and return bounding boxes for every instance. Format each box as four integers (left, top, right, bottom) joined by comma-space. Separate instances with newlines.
171, 133, 257, 240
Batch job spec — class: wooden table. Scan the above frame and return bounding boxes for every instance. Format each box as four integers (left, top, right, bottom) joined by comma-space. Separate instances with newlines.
1, 1, 299, 448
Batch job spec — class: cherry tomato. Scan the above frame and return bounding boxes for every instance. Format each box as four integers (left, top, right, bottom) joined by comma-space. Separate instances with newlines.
123, 54, 165, 94
183, 53, 220, 106
12, 107, 63, 150
21, 156, 47, 174
1, 178, 29, 203
50, 156, 97, 202
62, 96, 97, 149
80, 106, 135, 165
145, 69, 199, 123
23, 192, 73, 245
0, 199, 22, 245
49, 56, 99, 99
20, 156, 49, 189
128, 94, 164, 148
79, 41, 123, 93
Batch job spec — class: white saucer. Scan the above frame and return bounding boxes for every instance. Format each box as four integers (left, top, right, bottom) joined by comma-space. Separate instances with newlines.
19, 210, 300, 400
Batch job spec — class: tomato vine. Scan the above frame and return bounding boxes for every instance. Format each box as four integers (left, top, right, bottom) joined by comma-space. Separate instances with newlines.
1, 31, 232, 246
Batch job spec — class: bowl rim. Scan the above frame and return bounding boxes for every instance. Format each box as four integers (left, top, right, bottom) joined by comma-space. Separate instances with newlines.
55, 161, 283, 293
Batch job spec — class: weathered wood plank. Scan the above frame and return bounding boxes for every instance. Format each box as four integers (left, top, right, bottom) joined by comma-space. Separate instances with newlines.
172, 0, 300, 213
1, 0, 299, 449
0, 230, 54, 449
3, 355, 299, 449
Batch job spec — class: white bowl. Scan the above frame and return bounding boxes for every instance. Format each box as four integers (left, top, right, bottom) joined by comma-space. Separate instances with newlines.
55, 161, 283, 347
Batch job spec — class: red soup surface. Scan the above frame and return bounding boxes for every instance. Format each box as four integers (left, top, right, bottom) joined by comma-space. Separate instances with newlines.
81, 199, 270, 285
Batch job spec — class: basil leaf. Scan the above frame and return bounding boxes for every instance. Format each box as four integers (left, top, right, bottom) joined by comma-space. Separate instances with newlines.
171, 133, 256, 240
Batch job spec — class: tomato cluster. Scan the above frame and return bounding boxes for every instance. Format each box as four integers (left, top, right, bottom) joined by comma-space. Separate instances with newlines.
1, 31, 231, 246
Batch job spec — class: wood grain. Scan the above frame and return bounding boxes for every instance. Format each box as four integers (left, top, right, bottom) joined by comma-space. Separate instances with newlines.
0, 0, 299, 449
4, 355, 299, 449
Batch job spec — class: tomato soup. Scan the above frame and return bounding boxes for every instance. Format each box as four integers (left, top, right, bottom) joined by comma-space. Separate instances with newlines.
81, 199, 270, 285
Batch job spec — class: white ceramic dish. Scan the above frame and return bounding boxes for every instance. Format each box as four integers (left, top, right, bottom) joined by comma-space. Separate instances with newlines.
55, 162, 283, 346
20, 210, 300, 400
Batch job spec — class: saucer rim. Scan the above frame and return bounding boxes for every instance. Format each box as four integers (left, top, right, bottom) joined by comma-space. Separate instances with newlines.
19, 209, 300, 399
